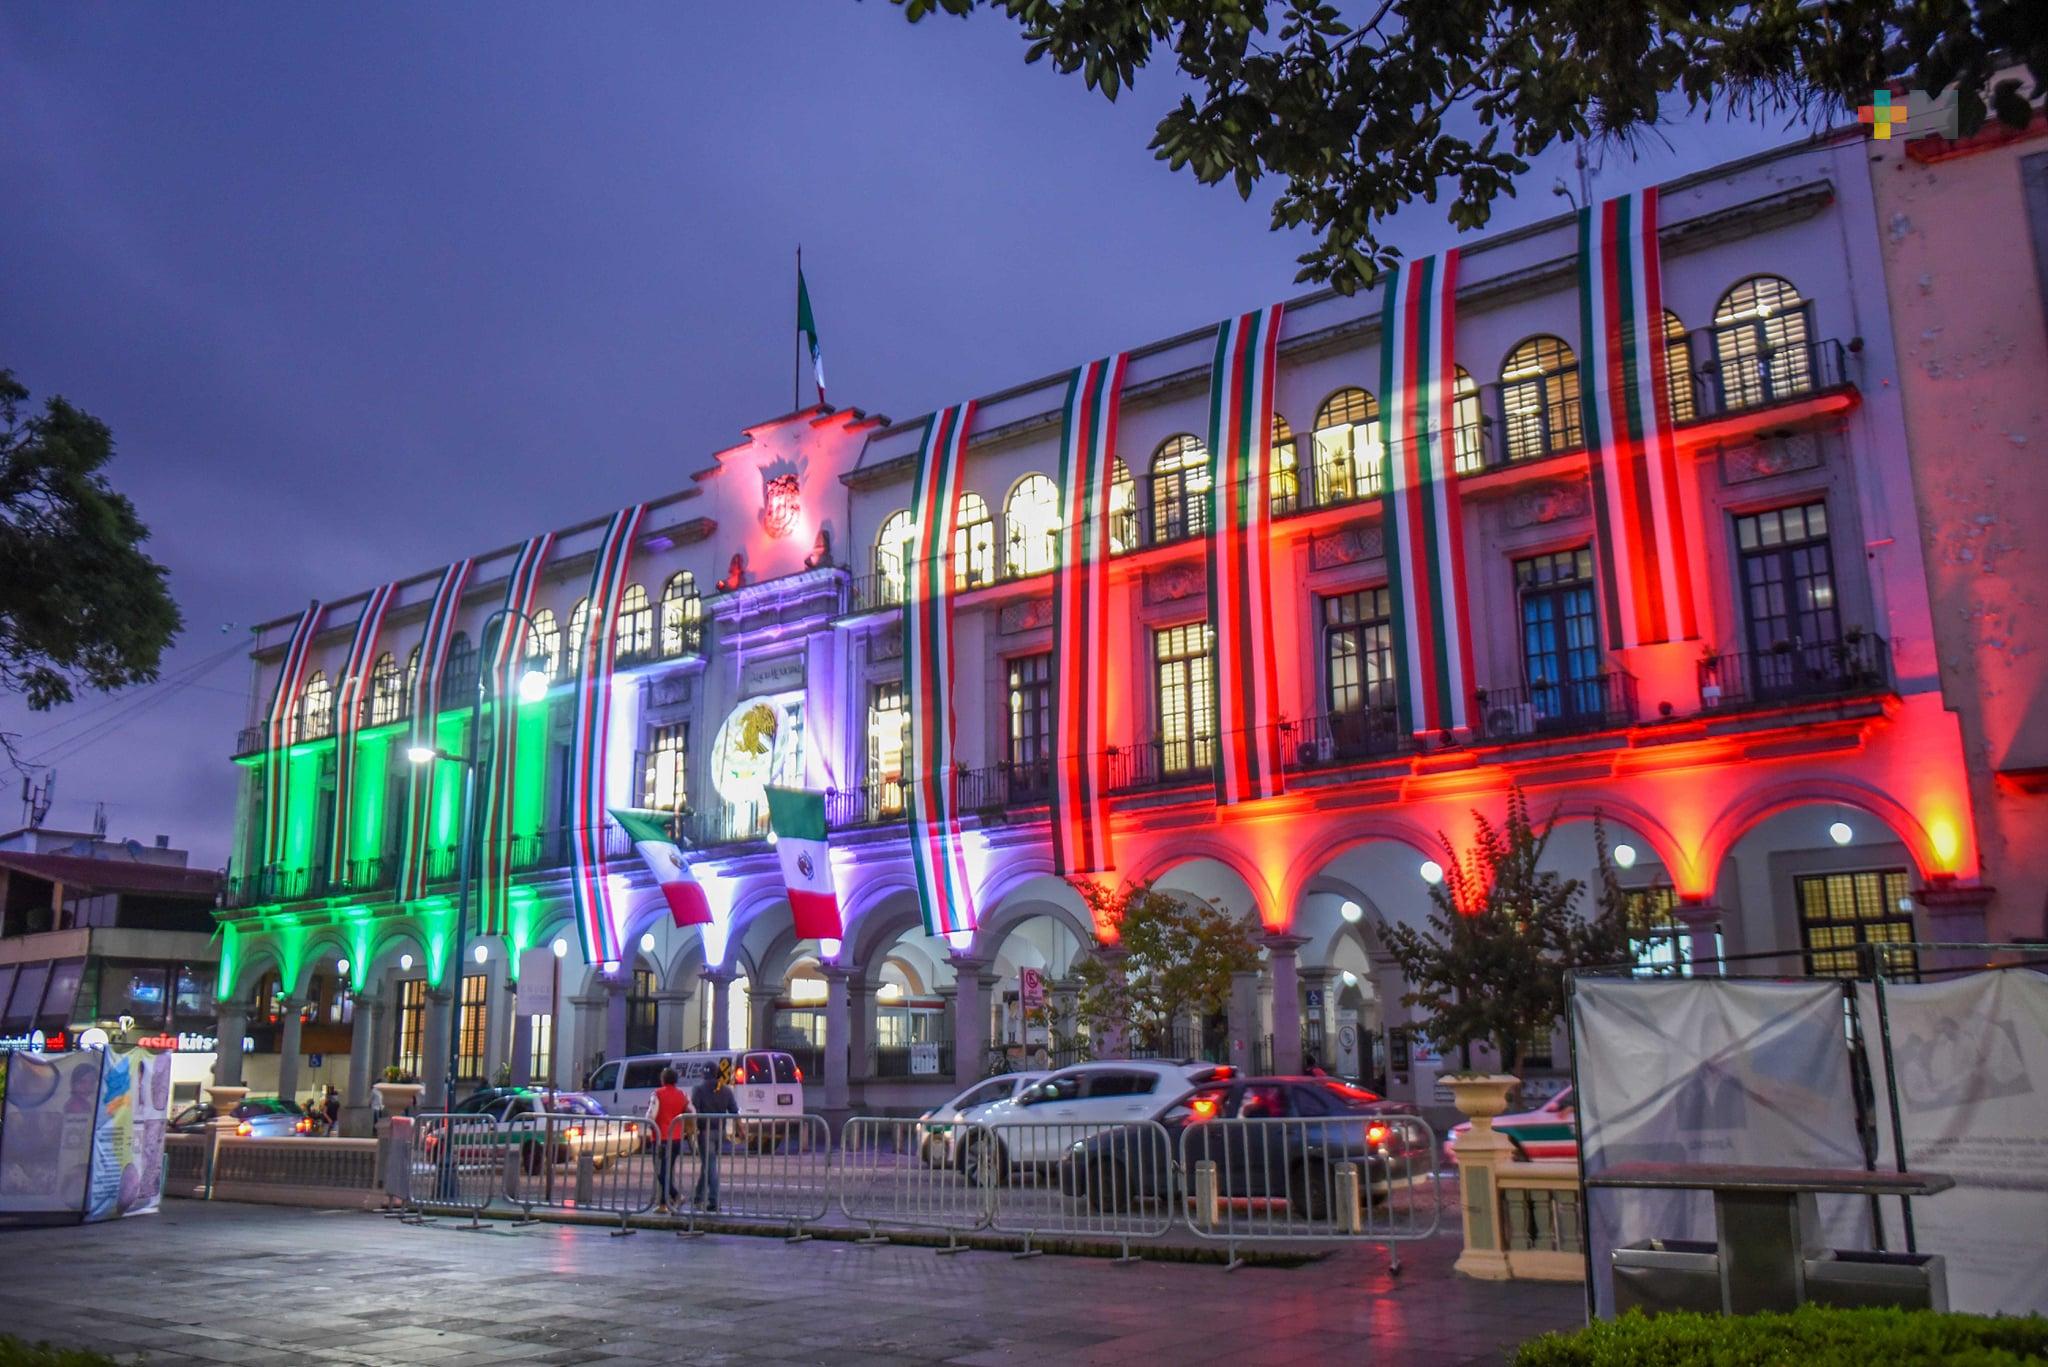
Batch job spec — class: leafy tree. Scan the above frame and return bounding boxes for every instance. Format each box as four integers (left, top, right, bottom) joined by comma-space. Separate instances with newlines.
1379, 789, 1633, 1074
0, 370, 181, 724
895, 0, 2047, 292
1070, 878, 1262, 1048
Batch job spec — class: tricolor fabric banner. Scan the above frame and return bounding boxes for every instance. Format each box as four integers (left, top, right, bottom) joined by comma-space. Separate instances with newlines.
766, 787, 841, 939
569, 505, 648, 963
396, 560, 474, 902
479, 533, 555, 935
1206, 306, 1287, 805
1378, 252, 1477, 736
1578, 188, 1698, 647
1049, 354, 1127, 874
609, 808, 712, 927
328, 582, 397, 878
904, 402, 980, 939
259, 601, 324, 870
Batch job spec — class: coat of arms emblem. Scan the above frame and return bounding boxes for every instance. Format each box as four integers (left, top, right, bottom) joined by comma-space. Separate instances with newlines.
796, 850, 815, 880
760, 469, 801, 539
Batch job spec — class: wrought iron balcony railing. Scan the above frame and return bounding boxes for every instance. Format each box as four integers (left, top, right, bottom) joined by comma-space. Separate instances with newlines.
1698, 630, 1890, 711
1473, 672, 1638, 742
1281, 709, 1414, 770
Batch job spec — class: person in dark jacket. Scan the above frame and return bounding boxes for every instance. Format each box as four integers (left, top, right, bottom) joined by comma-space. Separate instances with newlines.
690, 1058, 738, 1211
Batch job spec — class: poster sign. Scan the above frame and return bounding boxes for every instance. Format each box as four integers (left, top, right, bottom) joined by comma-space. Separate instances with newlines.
1573, 978, 1868, 1317
1860, 971, 2048, 1315
85, 1048, 173, 1222
1019, 968, 1045, 1014
0, 1050, 103, 1217
516, 947, 557, 1017
909, 1042, 941, 1076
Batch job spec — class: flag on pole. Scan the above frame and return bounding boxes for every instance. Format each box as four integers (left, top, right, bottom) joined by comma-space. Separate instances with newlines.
765, 787, 841, 940
609, 808, 713, 927
797, 264, 826, 402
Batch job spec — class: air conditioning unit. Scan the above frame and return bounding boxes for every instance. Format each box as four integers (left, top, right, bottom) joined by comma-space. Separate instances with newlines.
1297, 735, 1335, 767
1486, 702, 1536, 738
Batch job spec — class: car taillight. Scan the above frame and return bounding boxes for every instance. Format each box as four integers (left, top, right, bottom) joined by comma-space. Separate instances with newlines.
1189, 1097, 1218, 1122
236, 1121, 252, 1137
565, 1126, 582, 1140
793, 1067, 803, 1082
295, 1119, 310, 1133
1366, 1122, 1391, 1148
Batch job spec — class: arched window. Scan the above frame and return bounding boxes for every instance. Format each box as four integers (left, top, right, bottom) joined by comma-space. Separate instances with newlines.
1451, 366, 1484, 473
615, 585, 653, 661
525, 610, 561, 681
1712, 276, 1812, 409
1500, 336, 1582, 462
1662, 312, 1697, 423
404, 646, 421, 710
1312, 388, 1382, 504
1108, 459, 1137, 554
954, 492, 994, 589
1150, 435, 1211, 544
299, 671, 331, 740
659, 572, 702, 656
1003, 475, 1060, 578
367, 652, 403, 726
564, 599, 590, 679
875, 509, 912, 605
1269, 416, 1300, 517
440, 632, 474, 698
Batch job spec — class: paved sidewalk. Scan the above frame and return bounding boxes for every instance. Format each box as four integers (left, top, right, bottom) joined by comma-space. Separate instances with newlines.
0, 1201, 1583, 1365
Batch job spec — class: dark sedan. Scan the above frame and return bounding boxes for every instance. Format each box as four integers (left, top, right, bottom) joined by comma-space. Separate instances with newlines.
1060, 1076, 1428, 1215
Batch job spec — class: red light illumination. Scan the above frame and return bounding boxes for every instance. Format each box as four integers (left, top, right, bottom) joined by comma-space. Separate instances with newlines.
236, 1121, 252, 1137
1189, 1097, 1219, 1121
1366, 1123, 1391, 1149
793, 1067, 803, 1082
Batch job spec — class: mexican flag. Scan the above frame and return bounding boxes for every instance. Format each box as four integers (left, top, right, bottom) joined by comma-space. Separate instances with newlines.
609, 808, 713, 926
797, 266, 826, 401
765, 787, 841, 940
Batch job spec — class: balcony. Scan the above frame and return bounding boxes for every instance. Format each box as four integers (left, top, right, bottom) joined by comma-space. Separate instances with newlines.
848, 573, 905, 615
825, 777, 905, 829
1108, 737, 1216, 794
1473, 672, 1638, 743
1698, 631, 1890, 711
1282, 710, 1413, 771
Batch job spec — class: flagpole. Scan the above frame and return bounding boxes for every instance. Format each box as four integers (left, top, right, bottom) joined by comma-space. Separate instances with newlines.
794, 243, 802, 412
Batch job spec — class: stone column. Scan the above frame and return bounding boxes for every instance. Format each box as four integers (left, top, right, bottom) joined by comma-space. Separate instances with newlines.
949, 955, 990, 1087
565, 991, 606, 1087
1918, 883, 1995, 974
212, 1004, 248, 1088
603, 974, 628, 1063
342, 991, 379, 1137
1050, 978, 1080, 1054
747, 984, 779, 1051
1298, 967, 1336, 1069
820, 965, 854, 1113
1089, 946, 1128, 1059
703, 968, 734, 1049
483, 977, 514, 1086
368, 992, 393, 1079
1675, 901, 1725, 976
421, 988, 453, 1109
977, 966, 1003, 1057
510, 991, 535, 1085
1226, 969, 1262, 1075
655, 987, 694, 1052
1265, 933, 1307, 1075
848, 977, 875, 1083
275, 998, 305, 1106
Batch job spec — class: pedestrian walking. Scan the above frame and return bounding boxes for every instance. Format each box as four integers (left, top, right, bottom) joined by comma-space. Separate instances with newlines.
645, 1067, 693, 1213
322, 1085, 340, 1131
690, 1058, 738, 1212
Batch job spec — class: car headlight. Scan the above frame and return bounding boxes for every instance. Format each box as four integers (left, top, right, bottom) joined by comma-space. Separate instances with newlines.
1070, 1139, 1087, 1154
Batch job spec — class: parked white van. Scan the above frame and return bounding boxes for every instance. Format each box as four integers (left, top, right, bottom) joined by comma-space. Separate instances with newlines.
585, 1051, 805, 1133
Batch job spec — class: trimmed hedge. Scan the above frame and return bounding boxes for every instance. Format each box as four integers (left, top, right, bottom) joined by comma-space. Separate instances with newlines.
0, 1340, 117, 1367
1514, 1307, 2048, 1366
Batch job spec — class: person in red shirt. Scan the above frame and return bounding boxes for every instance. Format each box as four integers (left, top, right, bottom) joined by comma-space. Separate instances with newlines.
645, 1067, 694, 1213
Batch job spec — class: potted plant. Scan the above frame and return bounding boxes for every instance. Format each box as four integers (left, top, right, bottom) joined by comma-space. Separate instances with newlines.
374, 1066, 424, 1116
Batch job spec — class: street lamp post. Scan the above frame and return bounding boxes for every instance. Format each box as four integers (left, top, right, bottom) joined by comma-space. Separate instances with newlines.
409, 607, 549, 1111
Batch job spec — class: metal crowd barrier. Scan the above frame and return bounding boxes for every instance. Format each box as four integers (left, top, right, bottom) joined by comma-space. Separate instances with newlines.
983, 1119, 1178, 1262
837, 1116, 994, 1250
666, 1114, 831, 1241
162, 1134, 208, 1198
1180, 1113, 1442, 1270
501, 1113, 658, 1234
404, 1112, 509, 1229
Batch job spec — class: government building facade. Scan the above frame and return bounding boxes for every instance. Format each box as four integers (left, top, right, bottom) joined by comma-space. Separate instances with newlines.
212, 126, 2035, 1134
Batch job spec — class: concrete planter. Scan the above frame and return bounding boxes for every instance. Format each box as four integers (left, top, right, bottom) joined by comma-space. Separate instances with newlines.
373, 1082, 425, 1116
1446, 1073, 1522, 1280
1445, 1074, 1519, 1127
205, 1084, 249, 1112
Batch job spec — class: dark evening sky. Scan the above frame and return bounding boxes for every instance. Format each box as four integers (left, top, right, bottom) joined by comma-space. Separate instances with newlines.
0, 3, 1815, 866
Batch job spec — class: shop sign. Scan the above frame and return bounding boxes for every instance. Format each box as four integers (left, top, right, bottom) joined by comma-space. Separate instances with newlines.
909, 1042, 941, 1076
0, 1029, 61, 1053
129, 1031, 248, 1054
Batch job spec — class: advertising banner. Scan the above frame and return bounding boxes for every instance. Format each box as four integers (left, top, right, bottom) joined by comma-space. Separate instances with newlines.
85, 1047, 174, 1222
1573, 978, 1869, 1316
516, 947, 557, 1018
0, 1050, 105, 1218
1859, 970, 2048, 1315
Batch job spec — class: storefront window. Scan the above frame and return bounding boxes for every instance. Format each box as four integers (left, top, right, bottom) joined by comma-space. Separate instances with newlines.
100, 961, 170, 1026
175, 964, 213, 1020
42, 959, 85, 1024
3, 962, 50, 1028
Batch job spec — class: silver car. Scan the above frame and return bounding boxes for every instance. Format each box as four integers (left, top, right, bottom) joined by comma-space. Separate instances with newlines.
918, 1072, 1049, 1167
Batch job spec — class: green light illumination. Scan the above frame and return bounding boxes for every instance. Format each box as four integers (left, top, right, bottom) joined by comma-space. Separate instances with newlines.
349, 730, 394, 863
281, 738, 334, 874
507, 886, 541, 979
429, 713, 468, 853
421, 900, 456, 988
216, 923, 241, 1002
514, 699, 549, 845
